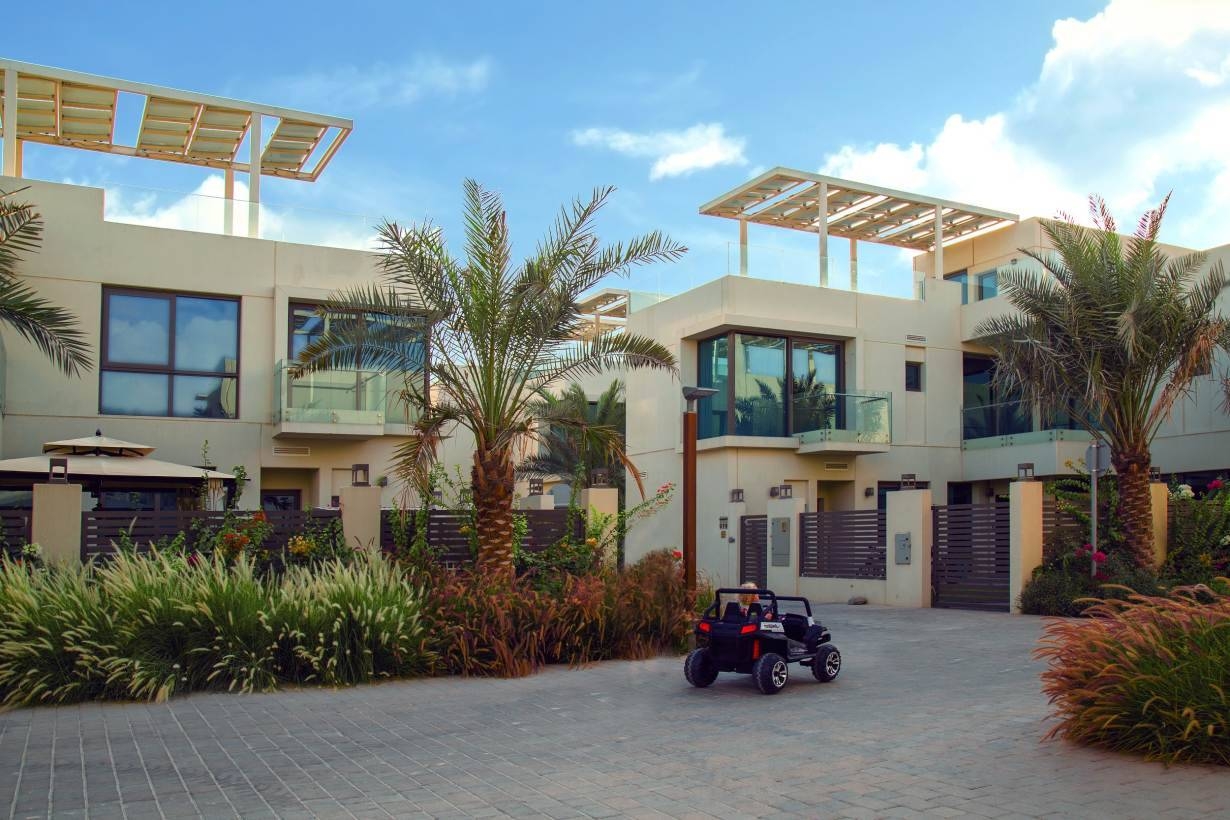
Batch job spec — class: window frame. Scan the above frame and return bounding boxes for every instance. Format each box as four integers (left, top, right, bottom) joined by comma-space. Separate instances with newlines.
975, 268, 999, 301
99, 286, 242, 419
697, 330, 846, 438
905, 361, 923, 393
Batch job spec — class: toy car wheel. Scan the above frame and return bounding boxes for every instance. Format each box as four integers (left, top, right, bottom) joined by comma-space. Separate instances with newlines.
812, 644, 841, 682
752, 652, 788, 694
684, 647, 718, 688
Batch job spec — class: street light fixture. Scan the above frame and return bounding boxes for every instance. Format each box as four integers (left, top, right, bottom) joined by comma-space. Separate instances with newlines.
681, 386, 718, 595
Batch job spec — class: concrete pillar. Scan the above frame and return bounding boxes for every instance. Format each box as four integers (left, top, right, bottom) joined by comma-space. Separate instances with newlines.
580, 487, 619, 567
339, 485, 382, 553
885, 489, 932, 607
765, 495, 805, 595
3, 68, 18, 178
1149, 482, 1168, 571
1009, 481, 1044, 614
32, 483, 83, 566
719, 499, 746, 588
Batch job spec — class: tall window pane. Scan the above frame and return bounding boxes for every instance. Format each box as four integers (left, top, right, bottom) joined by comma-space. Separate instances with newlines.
791, 340, 839, 434
107, 294, 170, 365
697, 335, 728, 438
175, 297, 238, 372
100, 371, 169, 416
943, 270, 969, 305
734, 334, 786, 437
977, 269, 999, 301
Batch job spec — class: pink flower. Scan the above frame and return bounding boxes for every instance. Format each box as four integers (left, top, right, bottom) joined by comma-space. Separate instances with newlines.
1209, 479, 1224, 491
1091, 551, 1107, 564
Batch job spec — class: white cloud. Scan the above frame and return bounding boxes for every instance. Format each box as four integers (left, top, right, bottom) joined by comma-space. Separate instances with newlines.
571, 123, 747, 180
820, 0, 1230, 248
268, 56, 491, 109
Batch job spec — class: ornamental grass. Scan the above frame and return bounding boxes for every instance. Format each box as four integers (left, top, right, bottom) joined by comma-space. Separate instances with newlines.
1036, 579, 1230, 765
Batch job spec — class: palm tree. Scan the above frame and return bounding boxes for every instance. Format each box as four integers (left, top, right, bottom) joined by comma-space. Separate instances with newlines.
517, 379, 627, 494
975, 195, 1230, 567
0, 189, 91, 375
295, 180, 682, 576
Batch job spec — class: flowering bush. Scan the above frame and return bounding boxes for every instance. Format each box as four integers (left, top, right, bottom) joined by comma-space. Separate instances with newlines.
1037, 579, 1230, 765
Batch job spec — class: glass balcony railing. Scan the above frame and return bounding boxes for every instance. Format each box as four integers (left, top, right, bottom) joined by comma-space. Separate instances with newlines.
275, 360, 404, 427
961, 400, 1032, 440
794, 391, 892, 445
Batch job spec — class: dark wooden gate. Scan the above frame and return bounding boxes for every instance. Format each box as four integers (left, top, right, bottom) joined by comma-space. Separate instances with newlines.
799, 510, 887, 579
739, 514, 767, 587
931, 502, 1010, 611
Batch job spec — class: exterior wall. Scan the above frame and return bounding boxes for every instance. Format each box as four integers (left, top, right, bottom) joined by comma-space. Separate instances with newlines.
0, 176, 466, 509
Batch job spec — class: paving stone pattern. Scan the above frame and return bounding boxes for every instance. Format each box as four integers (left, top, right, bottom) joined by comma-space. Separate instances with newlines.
1, 606, 1226, 819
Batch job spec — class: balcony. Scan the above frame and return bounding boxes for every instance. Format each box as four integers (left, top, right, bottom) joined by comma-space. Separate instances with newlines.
961, 400, 1091, 481
273, 361, 413, 439
794, 391, 892, 455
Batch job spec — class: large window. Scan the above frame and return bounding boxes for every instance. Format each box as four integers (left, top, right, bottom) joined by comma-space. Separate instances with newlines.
101, 289, 239, 419
961, 354, 1028, 439
697, 332, 843, 439
944, 269, 969, 304
976, 269, 999, 301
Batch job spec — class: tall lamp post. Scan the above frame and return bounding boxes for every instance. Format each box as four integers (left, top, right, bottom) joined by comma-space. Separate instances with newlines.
681, 386, 718, 594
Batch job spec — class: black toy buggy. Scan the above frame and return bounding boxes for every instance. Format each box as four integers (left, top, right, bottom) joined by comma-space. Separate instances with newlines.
684, 588, 841, 695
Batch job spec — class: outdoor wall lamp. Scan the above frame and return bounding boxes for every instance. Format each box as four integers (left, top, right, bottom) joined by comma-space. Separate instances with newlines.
864, 487, 875, 498
770, 484, 793, 499
590, 468, 611, 488
1016, 462, 1036, 481
528, 477, 544, 496
900, 473, 917, 490
351, 463, 370, 487
729, 488, 744, 503
48, 456, 68, 484
1149, 466, 1162, 482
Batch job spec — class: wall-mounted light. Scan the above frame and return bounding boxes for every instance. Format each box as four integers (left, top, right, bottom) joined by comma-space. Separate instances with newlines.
729, 488, 744, 503
1016, 462, 1036, 481
769, 486, 780, 498
1149, 466, 1162, 483
590, 467, 611, 488
864, 487, 875, 498
900, 473, 917, 490
985, 486, 997, 498
48, 457, 68, 484
778, 484, 793, 499
528, 477, 544, 496
351, 463, 370, 487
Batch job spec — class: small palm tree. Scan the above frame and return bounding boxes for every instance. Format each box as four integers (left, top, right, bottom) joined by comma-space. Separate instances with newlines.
0, 189, 91, 376
517, 379, 628, 493
976, 195, 1230, 567
295, 180, 682, 575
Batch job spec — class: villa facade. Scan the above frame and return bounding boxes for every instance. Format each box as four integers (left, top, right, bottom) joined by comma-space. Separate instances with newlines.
622, 169, 1230, 588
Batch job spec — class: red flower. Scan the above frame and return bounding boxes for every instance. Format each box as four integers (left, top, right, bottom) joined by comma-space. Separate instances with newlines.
1209, 479, 1224, 491
1092, 550, 1107, 563
672, 549, 683, 560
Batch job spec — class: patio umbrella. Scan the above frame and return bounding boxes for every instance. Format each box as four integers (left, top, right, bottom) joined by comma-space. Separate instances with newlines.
42, 430, 156, 458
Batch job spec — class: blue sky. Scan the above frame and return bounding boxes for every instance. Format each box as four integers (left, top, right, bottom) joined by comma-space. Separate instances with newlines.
6, 0, 1229, 298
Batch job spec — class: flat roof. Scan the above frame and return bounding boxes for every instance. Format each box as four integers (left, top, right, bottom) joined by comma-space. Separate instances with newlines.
0, 59, 352, 182
700, 167, 1018, 251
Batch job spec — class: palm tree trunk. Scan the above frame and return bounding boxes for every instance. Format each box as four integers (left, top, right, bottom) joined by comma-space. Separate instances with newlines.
1113, 447, 1154, 568
472, 445, 515, 577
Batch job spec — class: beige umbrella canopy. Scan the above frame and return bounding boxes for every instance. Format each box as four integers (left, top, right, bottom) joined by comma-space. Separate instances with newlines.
42, 429, 156, 458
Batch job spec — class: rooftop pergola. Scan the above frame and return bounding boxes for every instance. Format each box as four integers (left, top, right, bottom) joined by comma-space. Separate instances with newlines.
574, 288, 629, 339
0, 59, 352, 237
699, 168, 1018, 289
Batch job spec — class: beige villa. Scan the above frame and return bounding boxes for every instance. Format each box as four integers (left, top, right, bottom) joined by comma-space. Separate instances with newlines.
620, 169, 1230, 591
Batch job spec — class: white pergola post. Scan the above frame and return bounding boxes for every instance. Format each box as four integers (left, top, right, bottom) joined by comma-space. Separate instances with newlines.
2, 68, 19, 178
739, 218, 748, 276
247, 115, 261, 238
933, 206, 945, 280
223, 168, 235, 236
849, 238, 859, 291
817, 181, 829, 287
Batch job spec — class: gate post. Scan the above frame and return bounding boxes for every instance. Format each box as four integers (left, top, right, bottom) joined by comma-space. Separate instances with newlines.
885, 489, 931, 607
580, 487, 619, 567
1009, 481, 1044, 614
32, 483, 83, 566
339, 485, 383, 554
766, 495, 804, 595
1149, 482, 1168, 571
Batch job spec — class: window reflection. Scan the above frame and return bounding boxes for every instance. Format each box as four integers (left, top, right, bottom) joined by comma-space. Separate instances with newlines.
734, 335, 786, 437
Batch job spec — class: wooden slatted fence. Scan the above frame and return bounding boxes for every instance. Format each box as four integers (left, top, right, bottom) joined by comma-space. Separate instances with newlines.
799, 509, 887, 579
80, 509, 341, 562
931, 502, 1010, 612
739, 515, 767, 587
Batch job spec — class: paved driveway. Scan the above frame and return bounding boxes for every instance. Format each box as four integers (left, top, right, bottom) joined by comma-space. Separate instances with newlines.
1, 606, 1225, 819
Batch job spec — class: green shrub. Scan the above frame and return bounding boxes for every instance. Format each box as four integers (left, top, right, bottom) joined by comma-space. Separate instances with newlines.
1018, 567, 1098, 616
1166, 489, 1230, 584
1036, 578, 1230, 765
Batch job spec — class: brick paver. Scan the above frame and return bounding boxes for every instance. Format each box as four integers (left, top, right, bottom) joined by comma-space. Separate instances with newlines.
1, 605, 1225, 818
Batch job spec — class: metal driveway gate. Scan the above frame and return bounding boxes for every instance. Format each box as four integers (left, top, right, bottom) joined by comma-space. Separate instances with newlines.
931, 502, 1010, 611
739, 514, 767, 588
